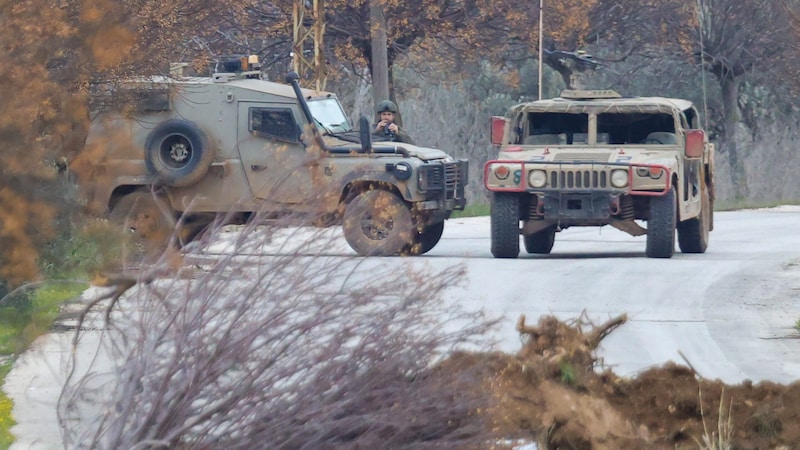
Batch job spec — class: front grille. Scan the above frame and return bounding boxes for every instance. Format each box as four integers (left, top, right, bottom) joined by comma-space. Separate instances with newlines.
550, 169, 609, 189
420, 160, 467, 200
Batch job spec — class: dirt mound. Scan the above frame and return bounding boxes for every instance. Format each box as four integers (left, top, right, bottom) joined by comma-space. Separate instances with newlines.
458, 313, 800, 449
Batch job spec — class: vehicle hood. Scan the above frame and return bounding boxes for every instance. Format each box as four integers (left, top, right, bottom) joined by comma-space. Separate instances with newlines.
325, 136, 451, 161
497, 145, 679, 168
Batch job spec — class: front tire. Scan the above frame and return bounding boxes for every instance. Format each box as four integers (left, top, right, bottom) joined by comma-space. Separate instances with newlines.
404, 221, 445, 255
490, 192, 520, 258
678, 185, 710, 253
342, 190, 413, 256
523, 226, 556, 254
109, 191, 175, 261
646, 188, 676, 258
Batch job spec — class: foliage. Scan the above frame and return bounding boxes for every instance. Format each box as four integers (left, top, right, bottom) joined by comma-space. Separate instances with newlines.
0, 361, 15, 450
59, 214, 499, 448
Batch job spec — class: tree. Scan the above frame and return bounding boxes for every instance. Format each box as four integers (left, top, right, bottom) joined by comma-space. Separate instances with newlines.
0, 0, 249, 287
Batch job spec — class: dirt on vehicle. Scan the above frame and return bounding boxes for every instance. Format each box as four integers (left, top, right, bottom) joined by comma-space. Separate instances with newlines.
443, 314, 800, 449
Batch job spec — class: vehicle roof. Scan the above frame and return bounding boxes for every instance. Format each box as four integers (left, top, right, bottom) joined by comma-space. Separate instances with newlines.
511, 95, 695, 115
124, 75, 335, 99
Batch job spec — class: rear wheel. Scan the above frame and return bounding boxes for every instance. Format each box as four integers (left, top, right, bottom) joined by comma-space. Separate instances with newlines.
678, 185, 710, 253
109, 192, 175, 261
342, 190, 413, 256
523, 226, 556, 254
646, 188, 676, 258
490, 192, 520, 258
404, 221, 445, 255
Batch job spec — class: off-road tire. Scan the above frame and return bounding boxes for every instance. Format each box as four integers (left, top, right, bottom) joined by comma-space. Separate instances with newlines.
109, 191, 176, 261
646, 188, 676, 258
523, 226, 556, 254
491, 192, 520, 258
677, 185, 710, 253
145, 119, 214, 187
404, 221, 445, 255
342, 190, 413, 256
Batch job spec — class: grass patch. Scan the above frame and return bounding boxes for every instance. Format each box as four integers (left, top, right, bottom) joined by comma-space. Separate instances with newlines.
0, 282, 87, 447
0, 361, 15, 449
452, 202, 490, 218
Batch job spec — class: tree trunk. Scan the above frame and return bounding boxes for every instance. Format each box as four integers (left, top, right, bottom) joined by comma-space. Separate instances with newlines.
720, 76, 749, 200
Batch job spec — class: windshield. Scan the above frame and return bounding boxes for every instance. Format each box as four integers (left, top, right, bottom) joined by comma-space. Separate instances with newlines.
307, 98, 353, 132
521, 111, 677, 145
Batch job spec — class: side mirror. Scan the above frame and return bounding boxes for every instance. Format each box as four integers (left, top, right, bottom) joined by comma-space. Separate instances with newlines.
491, 116, 507, 145
359, 115, 372, 152
684, 129, 705, 158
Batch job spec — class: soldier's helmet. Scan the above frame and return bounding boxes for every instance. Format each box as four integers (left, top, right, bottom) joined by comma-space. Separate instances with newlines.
376, 100, 398, 114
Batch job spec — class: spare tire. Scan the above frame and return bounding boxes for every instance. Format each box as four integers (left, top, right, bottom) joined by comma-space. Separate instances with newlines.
145, 119, 214, 187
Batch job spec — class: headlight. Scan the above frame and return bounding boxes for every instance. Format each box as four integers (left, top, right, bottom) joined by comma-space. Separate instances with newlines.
610, 169, 629, 188
528, 170, 547, 188
392, 162, 412, 180
636, 166, 665, 179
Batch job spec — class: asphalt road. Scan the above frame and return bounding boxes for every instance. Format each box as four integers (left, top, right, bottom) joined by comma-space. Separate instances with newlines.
5, 206, 800, 449
429, 207, 800, 384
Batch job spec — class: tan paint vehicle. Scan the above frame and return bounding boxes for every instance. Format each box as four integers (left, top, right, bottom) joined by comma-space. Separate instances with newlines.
484, 89, 714, 258
80, 57, 468, 256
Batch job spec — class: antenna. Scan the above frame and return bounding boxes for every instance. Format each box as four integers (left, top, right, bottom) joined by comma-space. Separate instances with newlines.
538, 0, 544, 100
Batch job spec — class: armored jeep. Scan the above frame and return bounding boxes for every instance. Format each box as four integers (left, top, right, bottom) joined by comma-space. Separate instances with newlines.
484, 89, 714, 258
80, 57, 467, 256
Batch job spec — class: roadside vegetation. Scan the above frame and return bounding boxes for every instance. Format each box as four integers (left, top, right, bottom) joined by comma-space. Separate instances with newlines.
0, 220, 121, 447
0, 282, 88, 447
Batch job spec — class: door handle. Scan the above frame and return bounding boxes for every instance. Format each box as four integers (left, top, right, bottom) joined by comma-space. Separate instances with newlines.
250, 164, 267, 172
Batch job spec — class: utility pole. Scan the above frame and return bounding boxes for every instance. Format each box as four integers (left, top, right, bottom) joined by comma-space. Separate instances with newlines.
370, 0, 390, 110
292, 0, 326, 90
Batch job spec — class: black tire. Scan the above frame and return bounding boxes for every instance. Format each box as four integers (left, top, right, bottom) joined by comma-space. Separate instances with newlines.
677, 185, 710, 253
523, 226, 556, 254
404, 221, 445, 255
342, 190, 413, 256
145, 119, 214, 187
646, 188, 676, 258
491, 192, 520, 258
109, 192, 175, 260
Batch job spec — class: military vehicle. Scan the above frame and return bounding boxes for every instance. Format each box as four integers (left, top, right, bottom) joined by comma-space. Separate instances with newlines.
484, 89, 714, 258
80, 56, 468, 257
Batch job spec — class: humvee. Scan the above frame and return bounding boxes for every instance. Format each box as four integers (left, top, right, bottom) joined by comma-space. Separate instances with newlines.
79, 56, 467, 257
484, 89, 714, 258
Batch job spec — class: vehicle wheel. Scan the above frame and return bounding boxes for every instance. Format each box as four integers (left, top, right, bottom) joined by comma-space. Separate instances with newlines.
491, 192, 520, 258
109, 192, 176, 260
404, 221, 445, 255
342, 190, 413, 256
646, 188, 676, 258
145, 119, 214, 187
677, 185, 710, 253
523, 226, 556, 254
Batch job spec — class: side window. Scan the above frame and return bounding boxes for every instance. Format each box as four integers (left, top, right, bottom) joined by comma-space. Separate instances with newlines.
249, 107, 300, 143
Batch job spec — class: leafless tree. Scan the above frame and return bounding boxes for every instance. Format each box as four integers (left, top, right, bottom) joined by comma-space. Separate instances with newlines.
58, 208, 499, 449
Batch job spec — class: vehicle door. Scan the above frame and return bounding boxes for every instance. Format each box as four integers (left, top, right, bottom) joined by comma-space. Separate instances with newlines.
236, 102, 312, 203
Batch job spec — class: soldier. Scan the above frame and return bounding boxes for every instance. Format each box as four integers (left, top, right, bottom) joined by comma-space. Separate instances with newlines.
373, 100, 415, 144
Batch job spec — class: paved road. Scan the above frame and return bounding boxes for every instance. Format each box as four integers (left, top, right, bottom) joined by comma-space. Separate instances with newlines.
5, 206, 800, 449
431, 207, 800, 384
